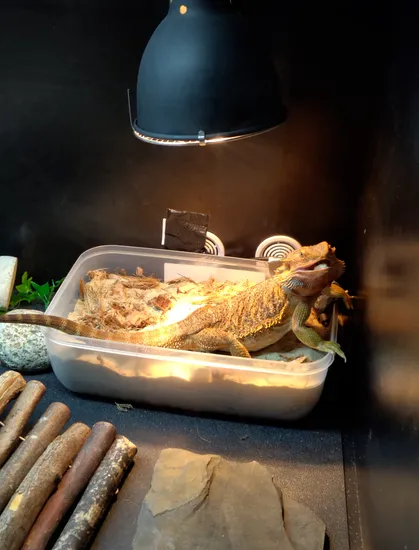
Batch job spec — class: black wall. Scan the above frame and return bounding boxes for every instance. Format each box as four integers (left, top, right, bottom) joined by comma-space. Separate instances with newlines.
0, 0, 383, 290
351, 2, 419, 549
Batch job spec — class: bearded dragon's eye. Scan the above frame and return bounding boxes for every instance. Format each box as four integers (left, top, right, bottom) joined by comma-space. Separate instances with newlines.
300, 251, 305, 258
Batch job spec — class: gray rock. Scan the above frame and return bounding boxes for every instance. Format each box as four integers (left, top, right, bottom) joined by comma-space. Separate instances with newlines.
0, 309, 50, 372
283, 495, 325, 550
133, 448, 325, 550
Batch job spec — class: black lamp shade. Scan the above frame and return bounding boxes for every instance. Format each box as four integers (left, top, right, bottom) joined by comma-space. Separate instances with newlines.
132, 0, 287, 146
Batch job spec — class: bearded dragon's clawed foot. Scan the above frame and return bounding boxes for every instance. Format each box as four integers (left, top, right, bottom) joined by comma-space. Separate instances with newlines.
292, 301, 347, 362
327, 282, 354, 310
183, 328, 252, 358
316, 340, 347, 362
315, 282, 353, 327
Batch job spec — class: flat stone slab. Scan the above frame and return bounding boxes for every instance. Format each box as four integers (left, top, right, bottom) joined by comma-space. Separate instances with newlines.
133, 448, 325, 550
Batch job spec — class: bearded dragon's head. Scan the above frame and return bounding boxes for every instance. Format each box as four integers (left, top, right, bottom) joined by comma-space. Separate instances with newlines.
275, 241, 345, 296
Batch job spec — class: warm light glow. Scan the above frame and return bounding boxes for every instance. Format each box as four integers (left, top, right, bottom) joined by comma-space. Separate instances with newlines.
131, 125, 281, 147
78, 351, 318, 389
145, 363, 193, 382
164, 301, 201, 324
180, 5, 187, 14
141, 299, 203, 333
207, 136, 232, 143
140, 363, 313, 389
224, 373, 272, 387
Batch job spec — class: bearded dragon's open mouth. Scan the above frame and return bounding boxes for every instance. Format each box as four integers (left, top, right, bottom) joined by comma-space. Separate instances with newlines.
297, 259, 331, 272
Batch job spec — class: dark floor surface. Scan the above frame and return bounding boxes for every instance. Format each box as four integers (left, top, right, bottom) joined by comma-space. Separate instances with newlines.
0, 366, 349, 550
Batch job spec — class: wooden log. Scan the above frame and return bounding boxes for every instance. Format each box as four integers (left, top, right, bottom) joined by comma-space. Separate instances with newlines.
0, 380, 46, 468
0, 370, 26, 414
52, 435, 137, 550
0, 402, 71, 514
22, 422, 117, 550
0, 422, 90, 550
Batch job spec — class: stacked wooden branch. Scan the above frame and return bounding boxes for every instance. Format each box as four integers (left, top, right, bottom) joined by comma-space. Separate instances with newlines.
0, 371, 137, 550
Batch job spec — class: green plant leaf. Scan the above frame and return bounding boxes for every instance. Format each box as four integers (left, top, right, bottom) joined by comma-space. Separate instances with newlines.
32, 281, 50, 297
15, 272, 34, 295
6, 271, 66, 312
9, 292, 38, 308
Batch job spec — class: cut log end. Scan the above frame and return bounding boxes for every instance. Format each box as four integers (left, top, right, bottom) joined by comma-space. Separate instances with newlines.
0, 370, 26, 414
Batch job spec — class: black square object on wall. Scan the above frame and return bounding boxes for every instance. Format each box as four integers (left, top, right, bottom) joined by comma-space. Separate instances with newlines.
164, 209, 209, 252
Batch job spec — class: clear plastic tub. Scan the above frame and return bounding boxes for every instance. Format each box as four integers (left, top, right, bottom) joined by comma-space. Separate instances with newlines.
44, 245, 338, 420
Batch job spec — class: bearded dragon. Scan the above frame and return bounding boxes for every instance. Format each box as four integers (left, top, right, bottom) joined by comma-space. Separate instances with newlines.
0, 242, 350, 361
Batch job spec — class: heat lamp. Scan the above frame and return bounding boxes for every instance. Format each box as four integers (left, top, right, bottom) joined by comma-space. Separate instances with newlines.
129, 0, 286, 146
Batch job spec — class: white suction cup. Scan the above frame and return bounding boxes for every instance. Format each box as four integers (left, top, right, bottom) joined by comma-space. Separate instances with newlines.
255, 235, 301, 260
204, 231, 225, 256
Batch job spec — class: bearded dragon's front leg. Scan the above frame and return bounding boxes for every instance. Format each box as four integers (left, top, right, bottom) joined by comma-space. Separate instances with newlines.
291, 301, 347, 362
321, 282, 353, 310
182, 328, 251, 358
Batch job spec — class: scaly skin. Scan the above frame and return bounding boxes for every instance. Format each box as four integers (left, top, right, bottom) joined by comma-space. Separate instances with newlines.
0, 242, 349, 361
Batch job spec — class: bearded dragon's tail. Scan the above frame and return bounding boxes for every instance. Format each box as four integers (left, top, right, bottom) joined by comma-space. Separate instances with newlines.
0, 313, 184, 347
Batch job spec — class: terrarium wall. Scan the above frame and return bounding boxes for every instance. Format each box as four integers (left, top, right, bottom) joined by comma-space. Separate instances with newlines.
0, 0, 385, 292
348, 2, 419, 548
